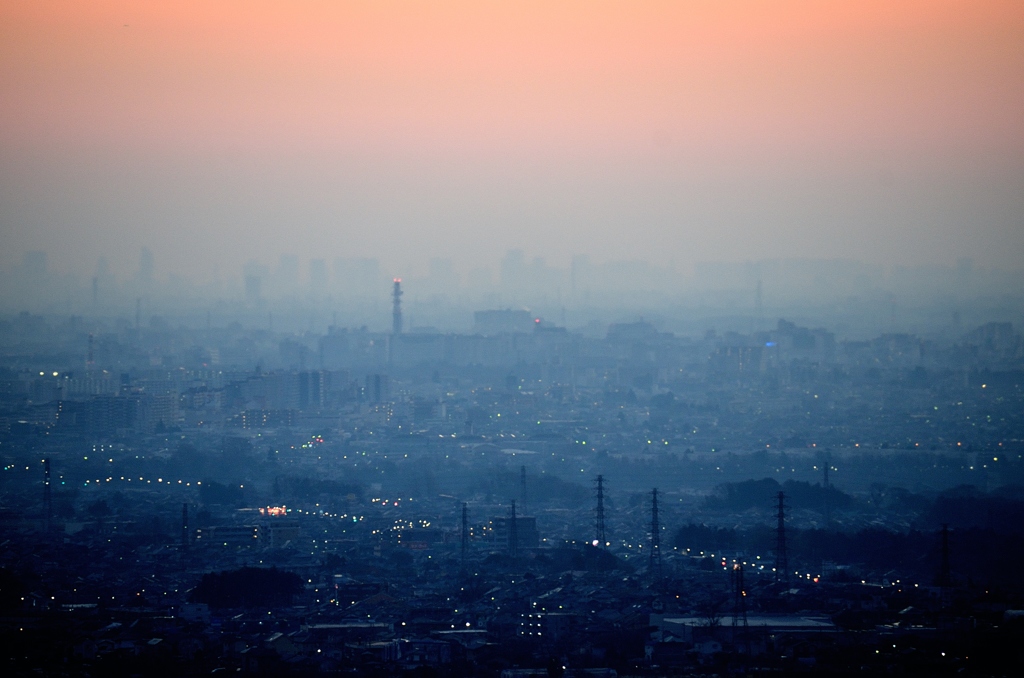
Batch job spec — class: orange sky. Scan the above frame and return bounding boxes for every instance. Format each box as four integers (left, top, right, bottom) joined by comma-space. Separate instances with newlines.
1, 0, 1023, 276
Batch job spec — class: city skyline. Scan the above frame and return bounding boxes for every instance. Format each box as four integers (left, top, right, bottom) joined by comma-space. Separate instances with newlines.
3, 3, 1024, 674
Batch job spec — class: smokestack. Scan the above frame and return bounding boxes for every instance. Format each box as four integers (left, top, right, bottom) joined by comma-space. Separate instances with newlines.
594, 475, 607, 548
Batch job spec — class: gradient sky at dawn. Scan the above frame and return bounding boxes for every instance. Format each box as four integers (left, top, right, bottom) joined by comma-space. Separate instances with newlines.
2, 0, 1023, 280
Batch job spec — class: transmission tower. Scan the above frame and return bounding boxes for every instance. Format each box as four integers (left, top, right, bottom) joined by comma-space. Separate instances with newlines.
595, 475, 607, 547
775, 491, 789, 585
649, 488, 662, 581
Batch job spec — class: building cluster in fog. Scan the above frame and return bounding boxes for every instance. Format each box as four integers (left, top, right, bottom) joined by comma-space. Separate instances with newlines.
3, 248, 1022, 339
1, 273, 1022, 675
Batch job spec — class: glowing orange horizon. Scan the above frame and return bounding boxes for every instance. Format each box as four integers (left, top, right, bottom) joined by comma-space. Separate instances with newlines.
2, 1, 1022, 276
1, 0, 1021, 164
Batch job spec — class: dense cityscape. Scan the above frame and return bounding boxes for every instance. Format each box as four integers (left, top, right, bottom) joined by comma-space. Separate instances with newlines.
1, 263, 1022, 676
3, 2, 1023, 675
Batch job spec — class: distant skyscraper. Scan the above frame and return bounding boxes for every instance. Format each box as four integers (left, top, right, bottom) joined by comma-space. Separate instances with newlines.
500, 249, 527, 299
570, 255, 591, 303
309, 258, 328, 293
244, 275, 262, 305
392, 279, 403, 335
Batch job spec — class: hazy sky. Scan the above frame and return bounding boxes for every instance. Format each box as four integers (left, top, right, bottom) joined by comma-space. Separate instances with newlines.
2, 0, 1023, 281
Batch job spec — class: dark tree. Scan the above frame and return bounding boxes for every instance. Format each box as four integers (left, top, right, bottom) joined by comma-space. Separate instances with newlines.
198, 480, 244, 506
190, 567, 304, 608
0, 568, 25, 610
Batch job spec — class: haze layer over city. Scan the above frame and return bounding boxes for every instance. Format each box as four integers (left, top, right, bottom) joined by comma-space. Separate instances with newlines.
1, 2, 1023, 676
